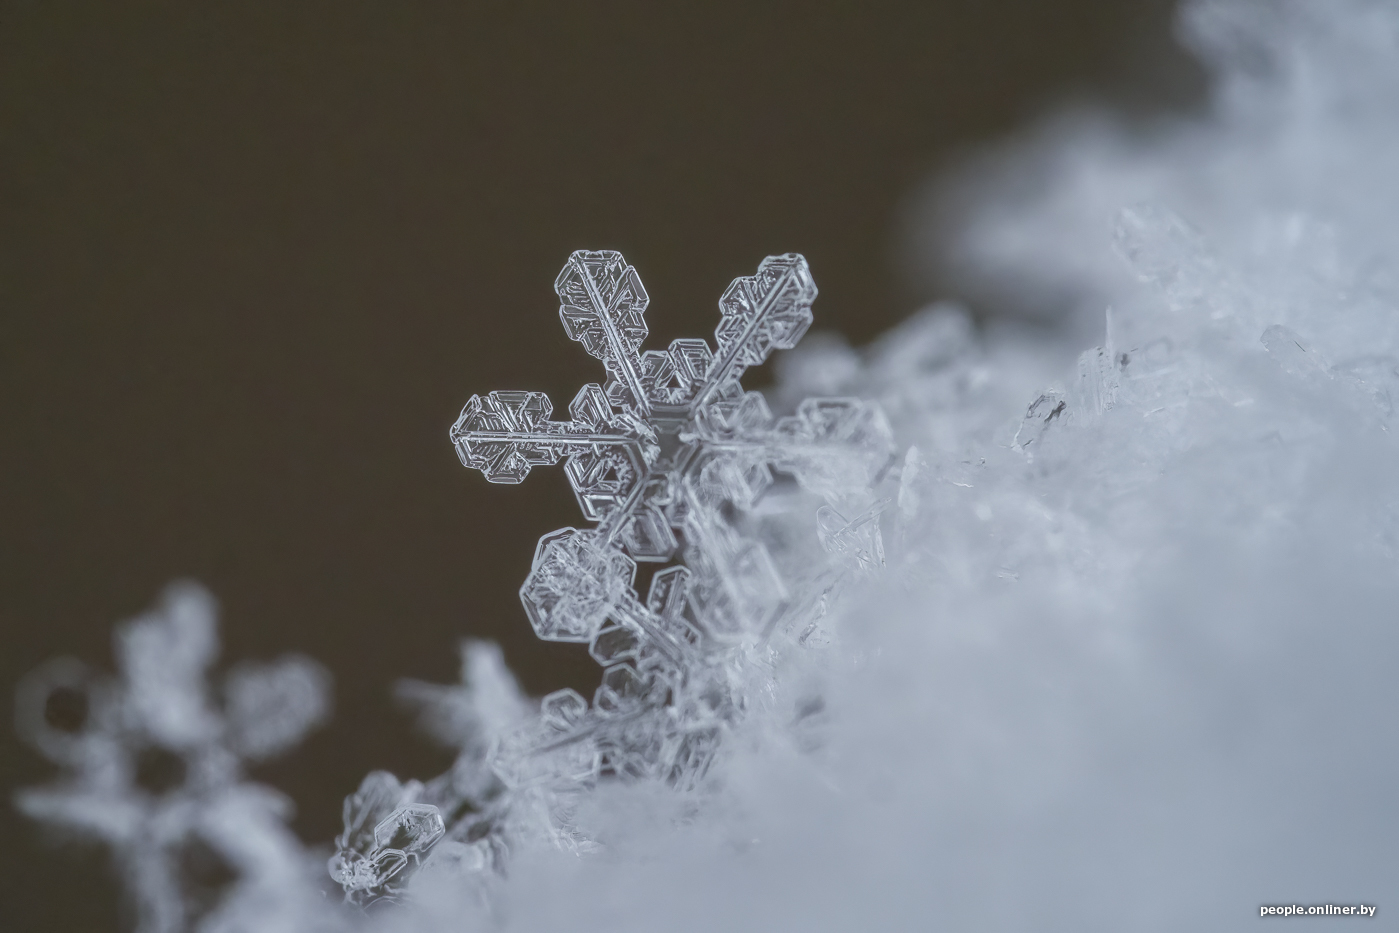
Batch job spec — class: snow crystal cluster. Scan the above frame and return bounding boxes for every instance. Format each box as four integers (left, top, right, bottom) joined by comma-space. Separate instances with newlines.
328, 250, 895, 907
15, 1, 1399, 930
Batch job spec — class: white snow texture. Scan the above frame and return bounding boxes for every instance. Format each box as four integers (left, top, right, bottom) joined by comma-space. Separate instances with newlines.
17, 1, 1399, 930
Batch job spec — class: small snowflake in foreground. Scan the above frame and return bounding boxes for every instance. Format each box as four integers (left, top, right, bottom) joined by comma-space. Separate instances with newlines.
15, 583, 330, 933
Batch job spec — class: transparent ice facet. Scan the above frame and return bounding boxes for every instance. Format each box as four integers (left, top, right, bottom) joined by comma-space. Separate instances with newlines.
329, 773, 449, 904
593, 663, 650, 715
564, 445, 642, 521
568, 382, 613, 428
668, 726, 721, 791
519, 528, 636, 642
540, 688, 589, 731
1014, 391, 1069, 454
640, 338, 714, 406
816, 500, 889, 573
374, 803, 446, 858
589, 624, 642, 667
492, 702, 603, 790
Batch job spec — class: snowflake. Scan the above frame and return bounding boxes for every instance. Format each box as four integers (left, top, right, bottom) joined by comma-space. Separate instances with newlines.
328, 641, 532, 907
14, 582, 330, 933
451, 250, 893, 632
329, 251, 895, 901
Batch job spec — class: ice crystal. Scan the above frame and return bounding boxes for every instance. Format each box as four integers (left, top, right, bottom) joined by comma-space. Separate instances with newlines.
329, 641, 531, 906
324, 250, 895, 900
14, 582, 330, 933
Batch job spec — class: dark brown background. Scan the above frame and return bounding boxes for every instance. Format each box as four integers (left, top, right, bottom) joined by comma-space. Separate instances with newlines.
1, 2, 1197, 928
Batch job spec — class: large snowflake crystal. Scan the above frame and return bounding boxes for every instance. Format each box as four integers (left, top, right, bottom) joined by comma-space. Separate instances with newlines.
15, 583, 331, 933
327, 251, 894, 901
452, 251, 893, 639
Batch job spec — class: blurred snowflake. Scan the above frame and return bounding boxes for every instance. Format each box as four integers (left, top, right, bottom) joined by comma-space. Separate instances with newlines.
14, 582, 330, 933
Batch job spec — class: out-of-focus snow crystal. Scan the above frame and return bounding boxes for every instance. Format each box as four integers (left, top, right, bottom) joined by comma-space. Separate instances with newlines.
14, 582, 330, 933
324, 250, 896, 897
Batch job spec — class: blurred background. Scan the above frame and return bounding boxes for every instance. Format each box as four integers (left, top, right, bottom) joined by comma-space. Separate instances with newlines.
1, 2, 1198, 928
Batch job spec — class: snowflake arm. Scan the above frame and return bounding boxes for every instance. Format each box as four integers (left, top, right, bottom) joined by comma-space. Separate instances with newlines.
555, 250, 653, 416
693, 252, 817, 412
450, 389, 640, 484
